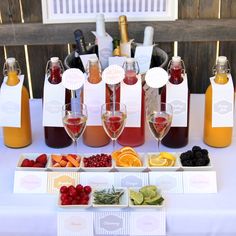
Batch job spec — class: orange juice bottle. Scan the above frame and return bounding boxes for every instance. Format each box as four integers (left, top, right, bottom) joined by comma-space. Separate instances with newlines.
2, 58, 32, 148
82, 58, 110, 147
204, 56, 233, 147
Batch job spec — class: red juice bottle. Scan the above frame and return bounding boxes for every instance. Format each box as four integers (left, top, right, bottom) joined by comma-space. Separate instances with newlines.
117, 58, 145, 147
44, 57, 72, 148
161, 56, 189, 148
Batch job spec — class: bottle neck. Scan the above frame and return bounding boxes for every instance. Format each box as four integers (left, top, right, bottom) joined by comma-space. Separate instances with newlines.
169, 64, 183, 84
214, 65, 228, 84
124, 70, 137, 85
119, 24, 129, 43
49, 63, 62, 84
88, 62, 101, 84
6, 71, 20, 86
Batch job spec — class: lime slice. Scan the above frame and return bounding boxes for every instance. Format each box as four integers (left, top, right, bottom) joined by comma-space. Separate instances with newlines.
130, 190, 144, 205
140, 185, 157, 198
145, 195, 164, 205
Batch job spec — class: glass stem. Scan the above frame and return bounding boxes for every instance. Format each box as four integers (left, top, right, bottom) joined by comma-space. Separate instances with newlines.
157, 139, 160, 153
112, 139, 116, 152
74, 140, 78, 154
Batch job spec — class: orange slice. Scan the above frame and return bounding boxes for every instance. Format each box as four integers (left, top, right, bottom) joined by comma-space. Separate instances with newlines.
51, 154, 62, 163
111, 150, 121, 161
120, 146, 136, 154
66, 154, 80, 167
117, 153, 141, 167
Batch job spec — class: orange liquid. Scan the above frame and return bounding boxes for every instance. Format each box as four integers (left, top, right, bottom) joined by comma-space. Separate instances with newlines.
3, 71, 32, 148
204, 73, 232, 147
82, 62, 110, 147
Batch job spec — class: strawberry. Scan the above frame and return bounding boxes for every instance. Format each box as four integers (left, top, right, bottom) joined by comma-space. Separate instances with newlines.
33, 162, 45, 168
36, 154, 47, 165
28, 160, 35, 167
21, 159, 31, 167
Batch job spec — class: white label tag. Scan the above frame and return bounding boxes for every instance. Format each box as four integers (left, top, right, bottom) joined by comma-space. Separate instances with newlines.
149, 172, 183, 193
79, 172, 114, 188
42, 75, 66, 127
47, 172, 78, 194
120, 75, 142, 127
130, 210, 166, 236
0, 75, 24, 127
120, 40, 133, 57
102, 65, 125, 85
114, 172, 149, 188
134, 45, 153, 74
92, 32, 113, 70
80, 54, 98, 71
14, 171, 48, 194
145, 67, 168, 89
109, 56, 126, 67
211, 74, 234, 127
57, 212, 93, 236
83, 78, 106, 126
94, 211, 129, 235
183, 171, 217, 193
166, 74, 188, 127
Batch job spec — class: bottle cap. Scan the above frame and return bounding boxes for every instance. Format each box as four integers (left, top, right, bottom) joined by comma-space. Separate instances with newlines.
96, 14, 106, 37
50, 57, 59, 63
96, 13, 105, 21
217, 56, 227, 64
119, 15, 127, 24
143, 26, 154, 46
6, 57, 16, 66
172, 56, 181, 62
126, 57, 135, 63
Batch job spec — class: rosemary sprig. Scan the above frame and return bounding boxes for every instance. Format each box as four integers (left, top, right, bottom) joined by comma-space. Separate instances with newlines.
93, 186, 124, 205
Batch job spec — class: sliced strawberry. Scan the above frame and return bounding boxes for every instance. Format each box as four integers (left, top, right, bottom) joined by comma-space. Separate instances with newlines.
33, 162, 45, 168
21, 158, 31, 167
36, 154, 47, 165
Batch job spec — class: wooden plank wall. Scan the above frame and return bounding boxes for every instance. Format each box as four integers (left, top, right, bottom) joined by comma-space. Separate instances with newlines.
0, 0, 235, 97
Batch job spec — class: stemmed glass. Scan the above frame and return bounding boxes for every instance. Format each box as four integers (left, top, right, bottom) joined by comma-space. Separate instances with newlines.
147, 102, 173, 152
62, 102, 87, 153
101, 102, 127, 151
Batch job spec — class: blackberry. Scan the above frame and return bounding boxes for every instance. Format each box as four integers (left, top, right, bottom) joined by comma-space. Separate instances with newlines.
201, 149, 208, 155
192, 146, 201, 153
185, 150, 193, 159
181, 159, 194, 166
195, 158, 207, 166
194, 151, 203, 159
180, 153, 189, 161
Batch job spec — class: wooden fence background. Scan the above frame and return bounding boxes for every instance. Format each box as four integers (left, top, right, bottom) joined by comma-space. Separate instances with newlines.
0, 0, 236, 98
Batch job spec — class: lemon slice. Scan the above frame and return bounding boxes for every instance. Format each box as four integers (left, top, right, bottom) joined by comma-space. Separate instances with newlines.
166, 159, 175, 167
149, 156, 168, 166
160, 152, 176, 161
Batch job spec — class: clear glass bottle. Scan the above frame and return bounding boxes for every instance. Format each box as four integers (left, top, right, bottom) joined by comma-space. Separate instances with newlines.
3, 58, 32, 148
204, 56, 233, 147
44, 57, 72, 148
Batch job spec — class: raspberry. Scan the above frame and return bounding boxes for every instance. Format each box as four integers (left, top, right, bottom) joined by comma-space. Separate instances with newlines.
84, 186, 92, 194
60, 186, 68, 194
76, 184, 84, 193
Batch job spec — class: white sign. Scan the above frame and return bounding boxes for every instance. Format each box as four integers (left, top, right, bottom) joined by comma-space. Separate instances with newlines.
0, 75, 24, 127
102, 65, 125, 85
62, 68, 85, 90
166, 74, 188, 127
145, 67, 168, 89
135, 45, 153, 74
120, 75, 142, 127
83, 78, 106, 126
211, 74, 234, 127
109, 56, 126, 67
43, 75, 65, 127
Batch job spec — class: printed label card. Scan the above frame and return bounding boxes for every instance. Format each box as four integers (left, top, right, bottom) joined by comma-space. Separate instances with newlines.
14, 171, 48, 194
183, 171, 217, 193
114, 172, 149, 188
47, 172, 79, 194
57, 212, 93, 236
149, 172, 183, 193
0, 75, 24, 127
134, 45, 153, 74
211, 74, 234, 127
130, 209, 166, 236
43, 75, 65, 127
94, 211, 129, 235
79, 172, 115, 188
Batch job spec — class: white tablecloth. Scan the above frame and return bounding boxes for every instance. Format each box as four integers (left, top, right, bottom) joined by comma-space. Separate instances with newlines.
0, 94, 236, 236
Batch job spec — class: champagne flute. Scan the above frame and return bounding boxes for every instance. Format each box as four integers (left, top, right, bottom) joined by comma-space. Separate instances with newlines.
101, 102, 127, 151
147, 103, 173, 152
62, 102, 87, 153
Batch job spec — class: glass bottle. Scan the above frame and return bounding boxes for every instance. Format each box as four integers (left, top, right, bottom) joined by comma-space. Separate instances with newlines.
117, 58, 145, 146
2, 58, 32, 148
44, 57, 72, 148
161, 56, 189, 148
83, 58, 110, 147
119, 15, 131, 57
204, 56, 233, 147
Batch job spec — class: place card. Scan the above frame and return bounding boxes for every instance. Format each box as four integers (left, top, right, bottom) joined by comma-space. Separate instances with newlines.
0, 75, 24, 127
109, 56, 126, 67
145, 67, 168, 89
14, 171, 47, 194
183, 171, 217, 193
114, 172, 149, 188
149, 172, 183, 193
47, 172, 79, 194
134, 45, 153, 74
94, 211, 129, 235
130, 209, 166, 236
57, 212, 93, 236
79, 172, 114, 188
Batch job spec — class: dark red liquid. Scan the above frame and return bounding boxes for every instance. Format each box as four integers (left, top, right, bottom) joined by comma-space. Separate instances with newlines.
160, 66, 189, 148
117, 70, 145, 147
44, 66, 72, 148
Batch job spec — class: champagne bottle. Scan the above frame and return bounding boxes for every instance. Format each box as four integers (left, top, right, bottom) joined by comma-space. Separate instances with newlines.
119, 15, 131, 57
143, 26, 154, 46
44, 57, 72, 148
204, 56, 233, 147
96, 14, 106, 37
2, 58, 32, 148
113, 38, 121, 56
